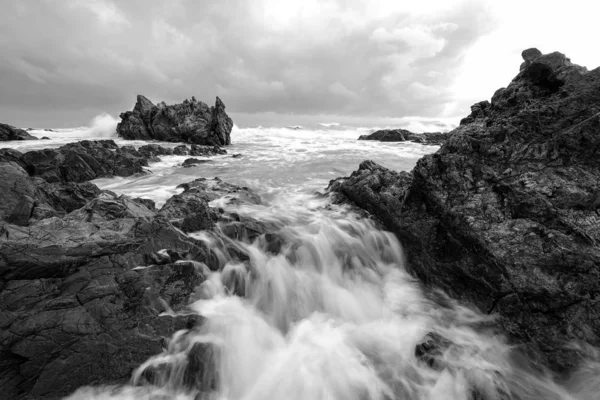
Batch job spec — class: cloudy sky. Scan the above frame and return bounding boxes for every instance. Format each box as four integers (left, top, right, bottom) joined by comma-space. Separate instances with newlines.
0, 0, 598, 130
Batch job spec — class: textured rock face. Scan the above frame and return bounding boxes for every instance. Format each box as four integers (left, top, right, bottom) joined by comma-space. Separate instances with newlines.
117, 95, 234, 146
0, 123, 38, 141
358, 129, 448, 145
21, 140, 150, 183
329, 49, 600, 372
0, 193, 208, 399
0, 143, 268, 398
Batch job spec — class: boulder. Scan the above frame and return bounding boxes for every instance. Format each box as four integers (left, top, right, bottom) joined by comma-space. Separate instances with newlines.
358, 129, 448, 145
329, 49, 600, 372
0, 123, 38, 141
159, 177, 260, 233
116, 95, 233, 146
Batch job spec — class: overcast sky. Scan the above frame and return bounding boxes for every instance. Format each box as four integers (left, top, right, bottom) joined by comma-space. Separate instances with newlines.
0, 0, 598, 129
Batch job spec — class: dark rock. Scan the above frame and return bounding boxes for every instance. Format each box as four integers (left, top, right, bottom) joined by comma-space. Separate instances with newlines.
133, 197, 156, 211
0, 162, 38, 224
137, 144, 174, 161
329, 49, 600, 372
182, 158, 213, 167
0, 148, 26, 168
158, 177, 261, 233
21, 140, 149, 183
358, 129, 448, 145
0, 192, 210, 399
0, 123, 38, 141
231, 153, 242, 158
41, 136, 51, 140
116, 95, 233, 146
173, 145, 190, 155
189, 144, 227, 156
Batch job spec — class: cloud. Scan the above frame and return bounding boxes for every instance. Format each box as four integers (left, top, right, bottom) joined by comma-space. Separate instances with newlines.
0, 0, 503, 127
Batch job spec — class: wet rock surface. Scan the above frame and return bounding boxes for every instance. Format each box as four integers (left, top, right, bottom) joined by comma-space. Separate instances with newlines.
117, 95, 233, 146
0, 140, 264, 398
358, 129, 448, 145
330, 49, 600, 372
0, 123, 38, 141
21, 140, 149, 183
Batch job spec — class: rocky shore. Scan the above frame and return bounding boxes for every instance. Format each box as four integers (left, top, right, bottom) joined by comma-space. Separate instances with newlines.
358, 129, 448, 145
0, 139, 274, 399
330, 49, 600, 372
0, 123, 38, 141
117, 95, 233, 146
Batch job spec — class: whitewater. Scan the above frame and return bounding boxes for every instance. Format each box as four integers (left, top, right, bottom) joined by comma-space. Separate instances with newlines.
6, 120, 599, 400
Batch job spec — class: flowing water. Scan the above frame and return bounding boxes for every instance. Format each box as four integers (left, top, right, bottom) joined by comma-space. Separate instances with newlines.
5, 123, 600, 400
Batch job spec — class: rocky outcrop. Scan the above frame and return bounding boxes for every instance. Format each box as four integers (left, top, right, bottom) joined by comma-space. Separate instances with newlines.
0, 123, 38, 141
0, 144, 269, 398
21, 140, 150, 184
329, 49, 600, 372
159, 177, 261, 234
117, 95, 234, 146
358, 129, 448, 145
0, 193, 208, 399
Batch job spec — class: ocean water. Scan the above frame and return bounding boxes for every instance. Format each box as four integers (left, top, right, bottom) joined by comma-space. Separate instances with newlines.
4, 120, 600, 400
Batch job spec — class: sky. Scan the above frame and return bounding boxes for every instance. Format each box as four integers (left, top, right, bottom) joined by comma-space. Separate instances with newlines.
0, 0, 598, 130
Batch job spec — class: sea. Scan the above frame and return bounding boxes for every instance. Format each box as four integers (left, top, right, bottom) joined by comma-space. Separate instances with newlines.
3, 116, 598, 400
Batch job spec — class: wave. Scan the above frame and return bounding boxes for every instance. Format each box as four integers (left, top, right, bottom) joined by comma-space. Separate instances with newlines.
318, 122, 340, 127
82, 113, 119, 138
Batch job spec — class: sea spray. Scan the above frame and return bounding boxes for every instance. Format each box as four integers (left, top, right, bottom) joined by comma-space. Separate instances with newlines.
64, 192, 599, 400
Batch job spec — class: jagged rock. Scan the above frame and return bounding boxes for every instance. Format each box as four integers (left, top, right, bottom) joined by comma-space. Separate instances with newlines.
0, 192, 210, 399
358, 129, 448, 145
21, 140, 149, 183
116, 95, 233, 146
158, 178, 260, 233
329, 49, 600, 372
0, 123, 38, 141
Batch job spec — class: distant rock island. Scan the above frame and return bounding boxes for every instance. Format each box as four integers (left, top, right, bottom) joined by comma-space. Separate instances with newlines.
330, 48, 600, 372
358, 129, 448, 145
0, 123, 37, 141
117, 95, 233, 146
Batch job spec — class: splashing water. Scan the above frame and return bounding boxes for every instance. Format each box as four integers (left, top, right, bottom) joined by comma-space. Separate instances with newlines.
3, 123, 598, 399
65, 194, 600, 400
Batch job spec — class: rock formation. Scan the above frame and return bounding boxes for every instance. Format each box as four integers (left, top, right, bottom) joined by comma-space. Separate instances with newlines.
116, 95, 234, 146
0, 123, 38, 141
358, 129, 448, 145
329, 49, 600, 372
0, 140, 270, 398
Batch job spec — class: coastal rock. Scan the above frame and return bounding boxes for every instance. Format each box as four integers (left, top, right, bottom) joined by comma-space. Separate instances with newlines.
0, 123, 38, 141
182, 158, 212, 167
21, 140, 149, 183
358, 129, 448, 145
159, 177, 261, 233
329, 50, 600, 372
117, 95, 233, 146
0, 192, 210, 399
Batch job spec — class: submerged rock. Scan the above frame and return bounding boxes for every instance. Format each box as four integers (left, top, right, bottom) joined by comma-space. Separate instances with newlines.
182, 158, 213, 167
116, 95, 233, 146
329, 49, 600, 372
358, 129, 448, 145
0, 123, 38, 141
